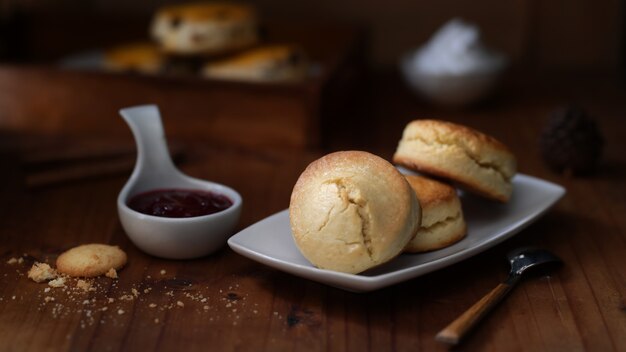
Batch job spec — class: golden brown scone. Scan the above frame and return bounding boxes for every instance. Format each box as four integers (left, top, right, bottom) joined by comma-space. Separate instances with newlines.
404, 175, 466, 252
289, 151, 421, 274
103, 43, 165, 74
56, 244, 127, 278
393, 120, 517, 202
150, 2, 259, 56
202, 45, 309, 82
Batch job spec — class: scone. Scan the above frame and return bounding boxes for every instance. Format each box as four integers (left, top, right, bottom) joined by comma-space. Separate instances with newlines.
404, 175, 466, 252
56, 244, 127, 278
393, 120, 517, 202
289, 151, 421, 274
150, 2, 259, 56
103, 43, 165, 74
202, 45, 309, 82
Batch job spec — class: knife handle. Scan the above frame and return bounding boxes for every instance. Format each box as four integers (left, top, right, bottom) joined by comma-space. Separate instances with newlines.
435, 282, 513, 345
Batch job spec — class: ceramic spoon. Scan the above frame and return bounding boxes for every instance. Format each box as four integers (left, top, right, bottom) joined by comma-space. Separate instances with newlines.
117, 105, 242, 259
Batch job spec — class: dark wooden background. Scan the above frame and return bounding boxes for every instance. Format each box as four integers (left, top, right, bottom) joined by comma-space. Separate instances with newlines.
0, 0, 622, 70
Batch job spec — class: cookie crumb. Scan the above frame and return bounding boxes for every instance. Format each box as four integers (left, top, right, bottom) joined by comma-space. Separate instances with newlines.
149, 303, 157, 308
44, 287, 51, 293
154, 318, 159, 324
44, 296, 55, 303
6, 258, 18, 264
48, 277, 66, 288
176, 301, 184, 308
18, 257, 24, 264
160, 269, 166, 275
119, 294, 134, 301
131, 288, 139, 297
117, 309, 125, 315
28, 262, 58, 283
203, 305, 209, 310
76, 280, 91, 292
105, 268, 118, 279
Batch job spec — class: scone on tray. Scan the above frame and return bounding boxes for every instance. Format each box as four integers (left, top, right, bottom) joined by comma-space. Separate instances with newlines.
393, 119, 517, 202
289, 151, 421, 274
404, 175, 466, 253
150, 2, 259, 56
202, 45, 309, 82
103, 43, 165, 74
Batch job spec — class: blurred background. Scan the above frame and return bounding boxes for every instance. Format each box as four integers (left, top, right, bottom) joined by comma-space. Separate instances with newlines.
0, 0, 623, 155
0, 0, 622, 71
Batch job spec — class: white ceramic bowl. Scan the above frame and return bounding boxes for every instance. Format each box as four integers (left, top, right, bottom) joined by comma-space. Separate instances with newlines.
117, 105, 242, 259
400, 55, 505, 108
118, 176, 242, 260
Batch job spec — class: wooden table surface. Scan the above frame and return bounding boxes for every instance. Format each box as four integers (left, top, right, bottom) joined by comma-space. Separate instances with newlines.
0, 67, 625, 351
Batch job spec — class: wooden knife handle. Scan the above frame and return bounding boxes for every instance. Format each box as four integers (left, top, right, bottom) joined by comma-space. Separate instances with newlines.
435, 283, 513, 345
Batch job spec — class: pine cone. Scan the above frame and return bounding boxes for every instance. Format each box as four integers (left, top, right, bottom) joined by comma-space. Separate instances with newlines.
540, 106, 604, 175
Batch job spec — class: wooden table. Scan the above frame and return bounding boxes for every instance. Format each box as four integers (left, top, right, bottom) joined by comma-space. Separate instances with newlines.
0, 67, 625, 351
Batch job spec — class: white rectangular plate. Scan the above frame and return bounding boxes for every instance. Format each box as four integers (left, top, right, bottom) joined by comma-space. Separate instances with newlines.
228, 173, 565, 292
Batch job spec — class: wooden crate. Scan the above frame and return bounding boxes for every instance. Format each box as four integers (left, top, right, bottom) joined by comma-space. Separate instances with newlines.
0, 16, 366, 149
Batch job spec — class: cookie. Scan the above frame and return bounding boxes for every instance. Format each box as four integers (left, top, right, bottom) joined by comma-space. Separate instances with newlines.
150, 2, 259, 56
404, 175, 466, 252
202, 45, 309, 82
289, 151, 421, 274
393, 119, 517, 202
56, 244, 127, 278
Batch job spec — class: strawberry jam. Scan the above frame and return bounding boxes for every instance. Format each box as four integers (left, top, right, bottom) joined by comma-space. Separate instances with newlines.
128, 189, 232, 218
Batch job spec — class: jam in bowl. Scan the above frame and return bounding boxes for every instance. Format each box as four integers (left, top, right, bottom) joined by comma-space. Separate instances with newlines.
128, 189, 233, 218
117, 105, 242, 259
